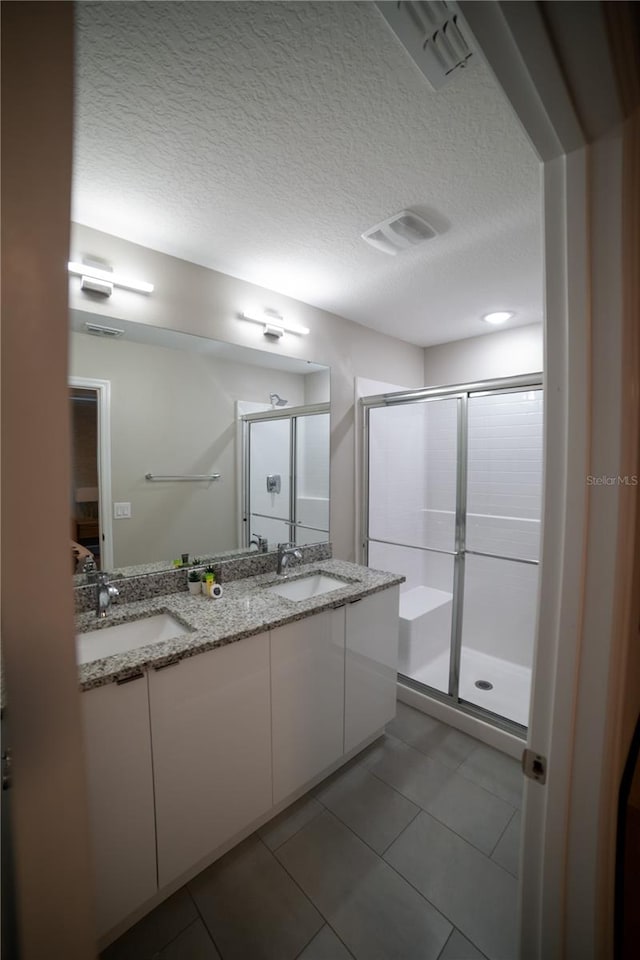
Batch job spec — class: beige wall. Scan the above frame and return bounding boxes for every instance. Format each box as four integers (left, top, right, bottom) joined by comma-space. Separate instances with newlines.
70, 331, 312, 566
304, 368, 331, 404
69, 223, 425, 560
424, 323, 543, 387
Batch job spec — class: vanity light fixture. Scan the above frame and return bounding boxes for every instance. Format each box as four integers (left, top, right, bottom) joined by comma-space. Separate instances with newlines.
68, 261, 154, 296
482, 311, 514, 325
241, 309, 310, 338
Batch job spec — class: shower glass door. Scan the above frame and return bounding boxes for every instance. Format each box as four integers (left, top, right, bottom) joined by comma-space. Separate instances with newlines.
248, 418, 292, 548
458, 388, 543, 727
363, 375, 543, 734
294, 412, 330, 545
245, 409, 330, 550
367, 397, 460, 695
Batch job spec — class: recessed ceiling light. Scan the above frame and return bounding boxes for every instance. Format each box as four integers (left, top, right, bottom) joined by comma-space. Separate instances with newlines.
482, 311, 513, 325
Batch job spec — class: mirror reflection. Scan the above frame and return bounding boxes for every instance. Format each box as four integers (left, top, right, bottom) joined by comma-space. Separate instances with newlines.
69, 311, 330, 577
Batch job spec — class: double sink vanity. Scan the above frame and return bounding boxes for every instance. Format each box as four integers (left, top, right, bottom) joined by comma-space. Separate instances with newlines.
76, 554, 402, 944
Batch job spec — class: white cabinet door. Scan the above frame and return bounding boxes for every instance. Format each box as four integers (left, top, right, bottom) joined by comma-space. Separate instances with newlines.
345, 586, 400, 753
149, 634, 272, 888
271, 609, 345, 805
82, 675, 157, 937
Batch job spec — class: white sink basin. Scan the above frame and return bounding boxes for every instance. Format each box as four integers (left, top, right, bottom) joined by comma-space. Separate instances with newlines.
77, 612, 188, 665
266, 573, 349, 602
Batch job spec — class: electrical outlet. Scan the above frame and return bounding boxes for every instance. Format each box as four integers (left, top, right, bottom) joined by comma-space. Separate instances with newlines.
114, 501, 132, 519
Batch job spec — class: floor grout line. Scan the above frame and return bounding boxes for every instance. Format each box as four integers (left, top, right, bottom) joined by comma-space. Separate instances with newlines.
302, 807, 457, 954
291, 925, 326, 960
364, 751, 519, 863
487, 805, 519, 859
379, 804, 422, 857
435, 927, 455, 960
391, 720, 524, 809
155, 916, 213, 958
324, 921, 357, 960
254, 835, 328, 946
262, 796, 325, 853
292, 921, 356, 960
326, 752, 424, 815
185, 885, 226, 960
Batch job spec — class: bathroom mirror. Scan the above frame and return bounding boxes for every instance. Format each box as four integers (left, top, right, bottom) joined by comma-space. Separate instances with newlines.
69, 310, 330, 577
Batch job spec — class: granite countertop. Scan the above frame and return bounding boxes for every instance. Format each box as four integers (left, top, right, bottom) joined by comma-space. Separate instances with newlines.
77, 559, 404, 692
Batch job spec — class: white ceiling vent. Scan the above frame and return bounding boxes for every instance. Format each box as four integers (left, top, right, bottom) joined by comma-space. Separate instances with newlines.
376, 1, 473, 90
361, 210, 436, 256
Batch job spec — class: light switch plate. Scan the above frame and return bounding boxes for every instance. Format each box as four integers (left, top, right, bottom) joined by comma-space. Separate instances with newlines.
114, 501, 132, 519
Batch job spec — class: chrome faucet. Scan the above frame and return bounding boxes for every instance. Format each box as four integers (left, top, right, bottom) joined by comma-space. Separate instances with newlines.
81, 555, 98, 584
96, 572, 120, 618
277, 542, 302, 576
250, 534, 269, 554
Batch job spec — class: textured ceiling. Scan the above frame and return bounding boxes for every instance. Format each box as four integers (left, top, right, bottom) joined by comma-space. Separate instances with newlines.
73, 1, 542, 347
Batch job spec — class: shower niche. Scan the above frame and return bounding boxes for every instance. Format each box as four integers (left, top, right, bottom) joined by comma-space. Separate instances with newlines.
362, 376, 543, 733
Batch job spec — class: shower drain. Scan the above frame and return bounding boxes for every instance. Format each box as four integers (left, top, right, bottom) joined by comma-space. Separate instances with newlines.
475, 679, 494, 691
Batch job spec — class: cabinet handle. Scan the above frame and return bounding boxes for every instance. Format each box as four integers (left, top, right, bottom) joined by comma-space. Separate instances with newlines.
115, 670, 144, 685
2, 749, 12, 791
349, 598, 363, 605
153, 656, 182, 672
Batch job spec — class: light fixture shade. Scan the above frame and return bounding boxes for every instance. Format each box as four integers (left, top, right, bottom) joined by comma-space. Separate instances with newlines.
80, 275, 113, 297
241, 310, 309, 336
68, 261, 154, 294
264, 323, 284, 339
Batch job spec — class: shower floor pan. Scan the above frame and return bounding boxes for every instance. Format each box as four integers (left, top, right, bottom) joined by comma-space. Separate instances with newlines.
407, 648, 532, 727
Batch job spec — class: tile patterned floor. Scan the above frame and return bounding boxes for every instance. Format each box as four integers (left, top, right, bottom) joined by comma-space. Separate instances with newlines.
103, 702, 523, 960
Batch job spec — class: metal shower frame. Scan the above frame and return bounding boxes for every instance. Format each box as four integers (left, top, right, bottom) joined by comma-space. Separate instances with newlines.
360, 373, 543, 737
242, 402, 330, 548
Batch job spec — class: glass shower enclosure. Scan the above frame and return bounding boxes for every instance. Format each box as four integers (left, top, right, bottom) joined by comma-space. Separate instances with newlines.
243, 404, 330, 550
362, 376, 543, 734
